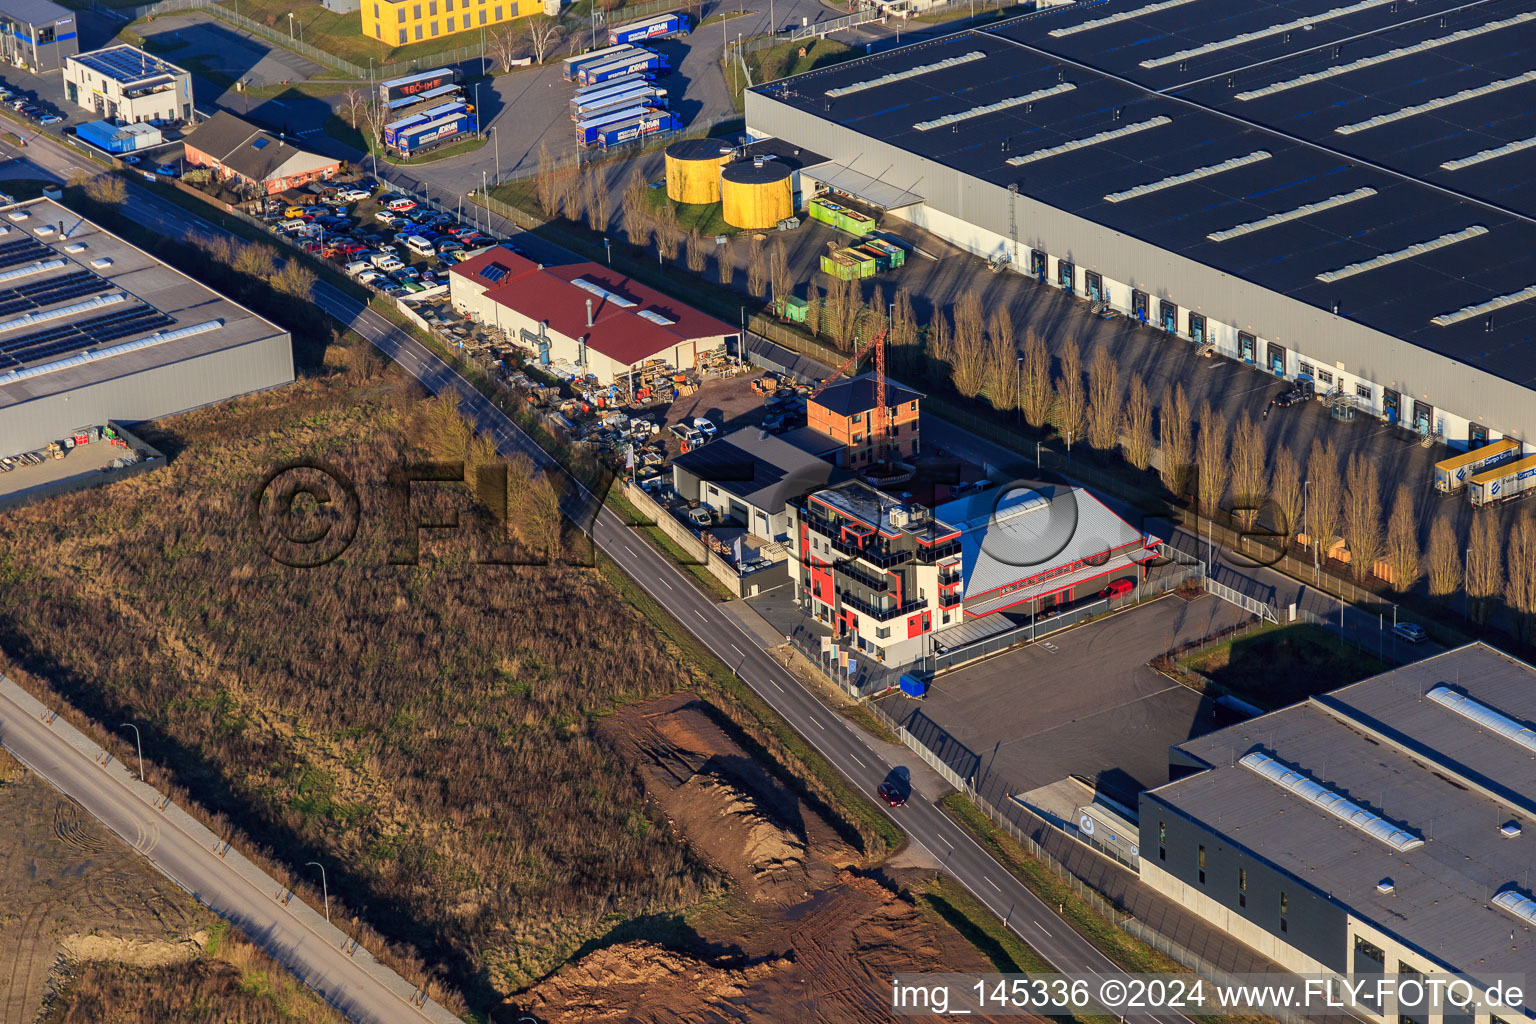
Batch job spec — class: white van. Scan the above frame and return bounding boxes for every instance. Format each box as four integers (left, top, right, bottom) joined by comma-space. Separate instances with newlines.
371, 252, 403, 272
344, 260, 372, 277
405, 235, 436, 259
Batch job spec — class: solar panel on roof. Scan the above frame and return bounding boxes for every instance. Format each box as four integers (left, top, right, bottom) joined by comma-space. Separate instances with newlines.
1048, 0, 1196, 37
1205, 187, 1377, 241
912, 82, 1075, 131
1316, 226, 1487, 283
77, 46, 178, 83
1103, 150, 1270, 203
1007, 116, 1171, 166
479, 261, 512, 283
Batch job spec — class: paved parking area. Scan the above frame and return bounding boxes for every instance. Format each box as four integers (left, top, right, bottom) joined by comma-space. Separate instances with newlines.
144, 13, 327, 89
880, 593, 1250, 808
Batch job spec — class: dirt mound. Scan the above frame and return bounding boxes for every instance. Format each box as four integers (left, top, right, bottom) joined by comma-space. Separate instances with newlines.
688, 775, 806, 883
59, 932, 207, 969
518, 941, 790, 1023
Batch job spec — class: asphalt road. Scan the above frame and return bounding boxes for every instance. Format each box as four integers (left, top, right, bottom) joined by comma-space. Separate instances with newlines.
0, 683, 456, 1024
0, 128, 1205, 1020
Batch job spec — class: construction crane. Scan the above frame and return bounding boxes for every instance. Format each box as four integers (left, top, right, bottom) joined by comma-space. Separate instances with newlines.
808, 321, 893, 463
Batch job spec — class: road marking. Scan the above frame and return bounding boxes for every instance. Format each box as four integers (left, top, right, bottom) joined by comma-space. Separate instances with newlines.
937, 833, 954, 848
850, 753, 866, 768
985, 875, 1002, 891
730, 644, 744, 658
694, 609, 707, 621
658, 578, 672, 590
811, 717, 825, 729
621, 544, 638, 557
1033, 920, 1050, 935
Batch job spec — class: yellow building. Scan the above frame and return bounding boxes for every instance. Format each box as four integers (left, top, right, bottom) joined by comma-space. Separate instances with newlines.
361, 0, 529, 46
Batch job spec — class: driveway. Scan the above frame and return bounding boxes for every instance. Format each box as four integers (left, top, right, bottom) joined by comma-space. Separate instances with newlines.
881, 593, 1250, 808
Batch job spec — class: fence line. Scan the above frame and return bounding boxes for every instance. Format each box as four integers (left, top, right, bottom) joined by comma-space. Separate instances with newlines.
1204, 575, 1277, 623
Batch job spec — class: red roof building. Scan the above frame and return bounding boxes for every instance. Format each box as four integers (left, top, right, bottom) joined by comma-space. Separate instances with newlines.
449, 247, 738, 383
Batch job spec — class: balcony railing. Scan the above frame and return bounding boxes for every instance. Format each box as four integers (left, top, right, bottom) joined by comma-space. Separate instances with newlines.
939, 591, 962, 609
840, 592, 927, 622
918, 538, 963, 563
828, 533, 913, 568
833, 560, 893, 593
938, 564, 962, 585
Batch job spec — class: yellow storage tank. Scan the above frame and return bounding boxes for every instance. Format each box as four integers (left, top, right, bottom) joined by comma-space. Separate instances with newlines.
665, 138, 733, 204
721, 159, 793, 230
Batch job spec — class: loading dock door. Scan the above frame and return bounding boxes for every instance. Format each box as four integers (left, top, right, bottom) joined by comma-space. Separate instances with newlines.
1159, 300, 1177, 333
1086, 270, 1102, 302
1131, 290, 1149, 322
1031, 249, 1047, 281
1413, 399, 1434, 435
1267, 342, 1286, 376
1188, 312, 1206, 344
1470, 422, 1489, 448
1382, 389, 1400, 424
1058, 260, 1074, 293
1238, 331, 1255, 364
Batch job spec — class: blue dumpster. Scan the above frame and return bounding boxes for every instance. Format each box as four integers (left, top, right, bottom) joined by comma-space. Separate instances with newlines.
899, 674, 927, 698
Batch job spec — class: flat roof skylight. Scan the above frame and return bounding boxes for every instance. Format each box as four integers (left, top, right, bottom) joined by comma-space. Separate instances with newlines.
1235, 12, 1536, 100
1240, 751, 1425, 852
1336, 70, 1536, 135
1048, 0, 1196, 37
826, 50, 985, 98
1315, 225, 1487, 283
1008, 115, 1170, 166
1103, 150, 1269, 203
1205, 186, 1376, 242
1140, 0, 1397, 69
1493, 888, 1536, 927
1441, 135, 1536, 172
572, 277, 637, 308
1431, 284, 1536, 327
913, 82, 1075, 131
1426, 685, 1536, 752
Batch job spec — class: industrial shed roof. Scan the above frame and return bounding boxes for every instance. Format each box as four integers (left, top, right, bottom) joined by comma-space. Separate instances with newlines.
1153, 643, 1536, 985
672, 426, 838, 513
0, 198, 289, 410
752, 0, 1536, 393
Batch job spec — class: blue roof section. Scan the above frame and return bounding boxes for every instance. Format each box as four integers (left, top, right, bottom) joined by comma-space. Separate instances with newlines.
752, 1, 1536, 392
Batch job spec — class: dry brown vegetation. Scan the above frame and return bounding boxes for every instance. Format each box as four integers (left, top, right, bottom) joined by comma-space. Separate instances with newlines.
0, 364, 760, 1009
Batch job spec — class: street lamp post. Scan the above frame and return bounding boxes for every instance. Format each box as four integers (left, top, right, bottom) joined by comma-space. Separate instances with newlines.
604, 236, 611, 263
120, 723, 143, 780
489, 125, 500, 185
286, 11, 295, 39
1016, 355, 1022, 423
306, 861, 329, 922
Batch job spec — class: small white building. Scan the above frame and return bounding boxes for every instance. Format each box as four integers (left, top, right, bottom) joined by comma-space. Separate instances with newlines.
449, 246, 738, 385
64, 45, 191, 124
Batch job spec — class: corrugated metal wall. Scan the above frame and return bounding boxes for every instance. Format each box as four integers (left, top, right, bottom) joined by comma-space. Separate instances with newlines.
0, 334, 295, 455
747, 91, 1536, 442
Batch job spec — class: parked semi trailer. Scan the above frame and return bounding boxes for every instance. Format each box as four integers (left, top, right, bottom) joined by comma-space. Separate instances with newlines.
378, 67, 462, 106
571, 84, 666, 121
384, 100, 475, 154
595, 109, 681, 148
608, 11, 690, 45
570, 73, 652, 110
1434, 437, 1520, 492
1468, 454, 1536, 506
561, 43, 639, 80
578, 48, 668, 86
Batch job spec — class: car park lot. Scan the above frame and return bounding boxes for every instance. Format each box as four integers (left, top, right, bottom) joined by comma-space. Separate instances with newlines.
879, 593, 1251, 810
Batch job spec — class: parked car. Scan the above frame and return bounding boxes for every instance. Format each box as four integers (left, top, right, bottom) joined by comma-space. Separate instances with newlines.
336, 186, 370, 202
374, 210, 398, 224
1393, 622, 1427, 644
37, 114, 61, 126
692, 417, 717, 438
155, 164, 178, 177
1101, 578, 1134, 599
283, 206, 307, 219
371, 252, 403, 272
877, 782, 907, 808
686, 506, 713, 529
385, 197, 418, 212
122, 154, 141, 166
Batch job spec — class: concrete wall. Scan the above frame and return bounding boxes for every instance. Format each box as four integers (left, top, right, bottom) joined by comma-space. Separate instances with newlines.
622, 480, 786, 598
747, 90, 1536, 448
0, 334, 295, 457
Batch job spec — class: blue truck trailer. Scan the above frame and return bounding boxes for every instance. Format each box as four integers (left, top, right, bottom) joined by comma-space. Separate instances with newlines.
577, 48, 667, 86
561, 43, 638, 80
608, 11, 689, 45
575, 103, 658, 146
595, 109, 681, 148
572, 84, 667, 121
384, 100, 475, 153
572, 72, 650, 102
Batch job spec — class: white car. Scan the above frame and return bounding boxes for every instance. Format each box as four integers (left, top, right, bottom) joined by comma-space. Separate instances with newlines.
692, 417, 717, 438
374, 210, 397, 224
357, 269, 383, 285
1393, 622, 1426, 644
371, 252, 403, 272
344, 260, 373, 277
337, 187, 370, 202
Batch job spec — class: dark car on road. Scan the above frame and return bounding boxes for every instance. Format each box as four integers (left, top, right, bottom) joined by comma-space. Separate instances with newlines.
877, 782, 906, 807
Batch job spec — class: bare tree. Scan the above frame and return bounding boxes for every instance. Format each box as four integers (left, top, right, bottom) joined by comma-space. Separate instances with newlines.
1122, 373, 1152, 470
685, 231, 707, 275
272, 260, 316, 299
1229, 414, 1266, 529
1384, 483, 1421, 594
1086, 347, 1120, 450
534, 142, 560, 219
1342, 453, 1383, 582
1506, 511, 1536, 642
1426, 514, 1462, 599
928, 307, 953, 372
1193, 401, 1229, 517
890, 288, 919, 375
233, 242, 277, 280
585, 168, 612, 232
1019, 327, 1051, 429
825, 275, 861, 350
1052, 337, 1087, 448
621, 170, 649, 247
714, 235, 732, 288
768, 238, 790, 308
488, 28, 523, 72
1159, 384, 1193, 497
803, 277, 820, 337
341, 88, 368, 129
84, 174, 127, 205
983, 330, 1016, 413
1305, 439, 1343, 556
524, 470, 565, 563
747, 238, 767, 298
948, 292, 988, 398
654, 203, 680, 262
1270, 446, 1304, 543
558, 167, 584, 223
525, 15, 560, 63
1467, 511, 1503, 624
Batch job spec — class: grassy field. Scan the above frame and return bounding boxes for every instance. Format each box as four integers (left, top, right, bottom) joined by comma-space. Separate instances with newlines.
220, 0, 528, 67
1178, 623, 1387, 710
731, 36, 854, 110
643, 187, 737, 238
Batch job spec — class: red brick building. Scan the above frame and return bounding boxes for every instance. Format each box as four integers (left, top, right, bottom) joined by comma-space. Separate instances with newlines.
806, 373, 922, 469
182, 111, 339, 197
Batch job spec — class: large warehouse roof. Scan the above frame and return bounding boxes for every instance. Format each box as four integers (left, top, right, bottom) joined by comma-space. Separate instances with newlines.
1152, 643, 1536, 984
751, 0, 1536, 394
0, 198, 289, 411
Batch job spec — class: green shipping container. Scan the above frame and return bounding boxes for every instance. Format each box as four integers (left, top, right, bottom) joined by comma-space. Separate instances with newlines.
839, 247, 878, 278
853, 243, 891, 272
809, 196, 877, 235
863, 237, 905, 268
819, 251, 860, 280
